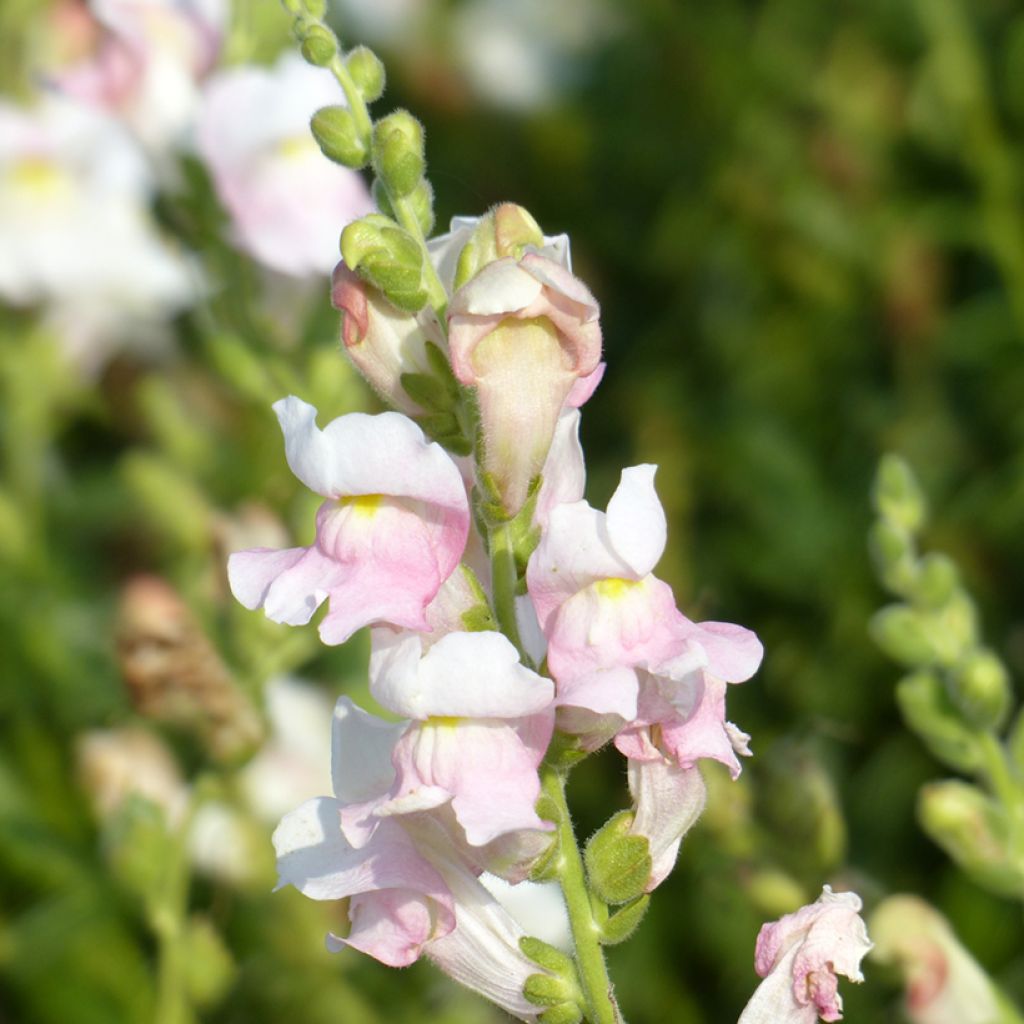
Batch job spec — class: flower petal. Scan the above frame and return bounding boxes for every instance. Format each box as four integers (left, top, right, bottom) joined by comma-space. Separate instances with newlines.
330, 697, 406, 805
605, 464, 666, 578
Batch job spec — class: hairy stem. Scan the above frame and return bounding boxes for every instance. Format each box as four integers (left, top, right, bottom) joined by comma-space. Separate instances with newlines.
542, 769, 622, 1024
489, 520, 525, 657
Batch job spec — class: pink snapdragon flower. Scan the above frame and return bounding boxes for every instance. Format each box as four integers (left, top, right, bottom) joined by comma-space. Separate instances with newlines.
527, 463, 762, 736
54, 0, 226, 151
448, 251, 602, 514
739, 887, 872, 1023
275, 697, 560, 1020
363, 629, 555, 846
228, 397, 470, 644
197, 53, 374, 276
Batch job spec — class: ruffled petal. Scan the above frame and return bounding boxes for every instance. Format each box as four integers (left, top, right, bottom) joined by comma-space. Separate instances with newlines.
330, 697, 406, 805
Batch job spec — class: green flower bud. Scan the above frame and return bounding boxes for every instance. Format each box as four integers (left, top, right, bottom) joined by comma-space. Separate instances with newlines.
918, 781, 1024, 898
871, 605, 943, 667
868, 520, 918, 596
340, 215, 427, 312
873, 453, 927, 533
347, 46, 385, 101
910, 552, 960, 609
896, 670, 983, 772
311, 105, 368, 168
371, 176, 395, 219
600, 894, 650, 946
744, 869, 808, 918
405, 178, 435, 237
584, 810, 652, 905
300, 24, 337, 67
948, 649, 1012, 731
454, 203, 545, 289
372, 110, 425, 198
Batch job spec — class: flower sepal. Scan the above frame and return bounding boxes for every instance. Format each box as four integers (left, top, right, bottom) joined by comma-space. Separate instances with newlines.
584, 810, 651, 906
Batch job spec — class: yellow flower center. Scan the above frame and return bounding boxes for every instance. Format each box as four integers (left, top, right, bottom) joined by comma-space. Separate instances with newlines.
594, 577, 641, 600
340, 494, 385, 519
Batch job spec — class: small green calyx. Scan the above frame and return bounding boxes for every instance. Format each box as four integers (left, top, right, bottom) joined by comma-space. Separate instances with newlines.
584, 810, 652, 906
520, 936, 575, 976
346, 46, 385, 101
523, 973, 579, 1009
311, 106, 368, 168
299, 23, 337, 66
538, 1005, 583, 1024
453, 203, 545, 290
341, 215, 427, 312
373, 110, 425, 198
600, 894, 650, 945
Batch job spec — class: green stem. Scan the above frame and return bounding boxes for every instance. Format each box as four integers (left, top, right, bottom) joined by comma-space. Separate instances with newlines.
978, 732, 1024, 839
327, 53, 374, 149
542, 770, 622, 1024
489, 520, 525, 657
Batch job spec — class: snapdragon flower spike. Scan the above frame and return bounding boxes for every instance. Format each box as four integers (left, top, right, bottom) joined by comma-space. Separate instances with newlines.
366, 629, 556, 846
273, 698, 455, 966
228, 397, 469, 644
738, 887, 872, 1024
448, 252, 602, 514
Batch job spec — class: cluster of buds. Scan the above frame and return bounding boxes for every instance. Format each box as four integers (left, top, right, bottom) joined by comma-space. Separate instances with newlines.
869, 455, 1024, 900
228, 11, 872, 1022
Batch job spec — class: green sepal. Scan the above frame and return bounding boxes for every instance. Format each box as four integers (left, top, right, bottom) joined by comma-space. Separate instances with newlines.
584, 810, 652, 906
299, 24, 337, 66
910, 553, 960, 609
311, 105, 368, 168
461, 604, 496, 632
868, 520, 917, 597
519, 936, 575, 976
401, 372, 455, 412
600, 893, 650, 945
523, 973, 576, 1007
406, 178, 436, 237
539, 1004, 584, 1024
871, 605, 943, 667
340, 215, 427, 311
417, 411, 460, 440
346, 46, 385, 101
371, 177, 395, 219
543, 731, 589, 772
896, 671, 983, 772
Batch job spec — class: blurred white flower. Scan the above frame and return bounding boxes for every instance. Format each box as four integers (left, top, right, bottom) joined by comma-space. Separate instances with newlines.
0, 96, 195, 369
240, 677, 334, 824
196, 53, 374, 277
452, 0, 618, 110
53, 0, 227, 151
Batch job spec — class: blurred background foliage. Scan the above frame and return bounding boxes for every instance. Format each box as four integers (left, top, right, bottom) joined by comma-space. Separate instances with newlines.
2, 0, 1024, 1022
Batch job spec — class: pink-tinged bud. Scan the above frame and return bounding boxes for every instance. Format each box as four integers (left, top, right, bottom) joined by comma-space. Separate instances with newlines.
331, 262, 445, 414
448, 253, 601, 514
739, 887, 872, 1023
870, 896, 1004, 1024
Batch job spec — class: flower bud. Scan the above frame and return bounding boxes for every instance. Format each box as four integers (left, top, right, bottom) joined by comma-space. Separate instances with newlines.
909, 552, 960, 609
347, 46, 385, 101
330, 262, 445, 415
341, 214, 427, 311
871, 605, 943, 667
405, 178, 435, 237
448, 253, 602, 514
873, 453, 927, 533
454, 204, 545, 290
311, 105, 368, 168
918, 781, 1024, 897
299, 23, 336, 67
870, 896, 1004, 1024
183, 916, 236, 1009
947, 649, 1011, 730
584, 810, 652, 906
372, 109, 425, 198
896, 671, 983, 772
869, 518, 918, 596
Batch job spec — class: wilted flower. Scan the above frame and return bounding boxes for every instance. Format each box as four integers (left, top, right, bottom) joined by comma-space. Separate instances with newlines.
739, 886, 872, 1023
